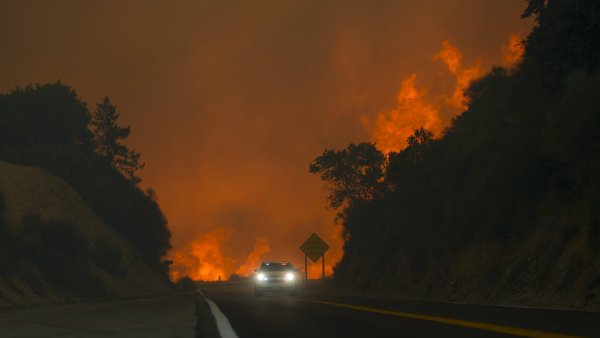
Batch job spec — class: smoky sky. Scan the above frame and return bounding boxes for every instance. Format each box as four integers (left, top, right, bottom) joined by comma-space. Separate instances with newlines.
0, 0, 532, 276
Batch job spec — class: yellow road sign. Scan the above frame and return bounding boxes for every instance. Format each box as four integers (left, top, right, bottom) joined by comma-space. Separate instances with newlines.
300, 232, 329, 262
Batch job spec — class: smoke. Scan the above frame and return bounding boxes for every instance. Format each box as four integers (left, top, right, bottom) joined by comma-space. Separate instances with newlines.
172, 34, 525, 280
0, 1, 533, 285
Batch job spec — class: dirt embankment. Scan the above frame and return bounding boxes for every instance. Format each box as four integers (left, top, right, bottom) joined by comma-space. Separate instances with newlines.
332, 225, 600, 311
0, 161, 172, 308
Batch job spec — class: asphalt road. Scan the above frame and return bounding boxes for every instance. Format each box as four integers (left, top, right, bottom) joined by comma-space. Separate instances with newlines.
199, 281, 599, 338
1, 282, 597, 337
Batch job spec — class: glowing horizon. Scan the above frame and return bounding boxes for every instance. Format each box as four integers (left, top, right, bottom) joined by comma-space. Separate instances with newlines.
0, 0, 532, 283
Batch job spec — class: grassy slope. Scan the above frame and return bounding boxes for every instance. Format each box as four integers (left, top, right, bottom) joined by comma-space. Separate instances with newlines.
344, 225, 600, 310
0, 161, 171, 307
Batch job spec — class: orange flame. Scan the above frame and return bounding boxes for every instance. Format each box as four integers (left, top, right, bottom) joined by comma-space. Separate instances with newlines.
307, 259, 334, 279
435, 40, 484, 109
502, 34, 524, 68
170, 228, 233, 281
434, 40, 462, 74
234, 237, 271, 276
368, 74, 443, 153
365, 38, 504, 153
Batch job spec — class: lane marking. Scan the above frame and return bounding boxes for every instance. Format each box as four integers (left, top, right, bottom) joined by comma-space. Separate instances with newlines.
204, 296, 239, 338
301, 299, 582, 338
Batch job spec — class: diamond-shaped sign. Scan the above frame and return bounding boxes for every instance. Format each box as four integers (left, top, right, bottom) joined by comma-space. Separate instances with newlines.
300, 232, 329, 263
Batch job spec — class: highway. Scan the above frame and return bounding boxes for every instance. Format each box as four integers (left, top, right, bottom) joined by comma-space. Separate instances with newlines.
1, 281, 597, 337
198, 281, 598, 338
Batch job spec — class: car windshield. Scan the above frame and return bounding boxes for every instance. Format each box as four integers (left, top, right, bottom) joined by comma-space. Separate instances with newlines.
260, 262, 293, 271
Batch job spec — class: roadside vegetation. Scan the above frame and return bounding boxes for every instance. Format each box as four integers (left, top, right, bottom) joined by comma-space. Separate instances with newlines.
0, 80, 172, 303
0, 161, 171, 304
311, 0, 600, 308
0, 84, 171, 271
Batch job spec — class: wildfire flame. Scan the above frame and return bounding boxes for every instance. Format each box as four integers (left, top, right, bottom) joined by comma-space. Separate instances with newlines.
170, 228, 233, 281
307, 260, 334, 278
502, 34, 524, 68
235, 237, 271, 276
435, 40, 484, 110
366, 36, 521, 153
368, 74, 443, 153
170, 229, 272, 281
435, 40, 462, 74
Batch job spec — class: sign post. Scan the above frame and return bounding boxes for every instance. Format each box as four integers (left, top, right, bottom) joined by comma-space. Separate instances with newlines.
300, 232, 329, 282
304, 253, 308, 281
322, 252, 325, 282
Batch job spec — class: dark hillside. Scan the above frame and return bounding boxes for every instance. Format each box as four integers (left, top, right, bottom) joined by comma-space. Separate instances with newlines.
311, 0, 600, 309
0, 161, 171, 307
0, 83, 170, 270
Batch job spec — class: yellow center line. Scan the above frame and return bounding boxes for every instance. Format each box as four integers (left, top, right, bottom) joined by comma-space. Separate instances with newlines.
300, 299, 582, 338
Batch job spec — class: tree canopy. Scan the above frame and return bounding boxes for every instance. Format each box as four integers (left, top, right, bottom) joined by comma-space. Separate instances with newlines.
91, 97, 144, 184
0, 83, 170, 270
309, 142, 385, 209
0, 82, 93, 151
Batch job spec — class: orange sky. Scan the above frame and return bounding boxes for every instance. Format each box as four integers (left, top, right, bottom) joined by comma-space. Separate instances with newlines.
0, 0, 531, 280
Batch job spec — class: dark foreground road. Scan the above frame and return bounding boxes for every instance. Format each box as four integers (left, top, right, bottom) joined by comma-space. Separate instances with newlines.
198, 281, 599, 338
1, 282, 598, 337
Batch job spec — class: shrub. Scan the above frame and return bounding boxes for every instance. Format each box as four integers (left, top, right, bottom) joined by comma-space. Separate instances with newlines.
18, 214, 107, 296
175, 276, 197, 292
0, 191, 15, 272
91, 241, 125, 276
0, 190, 5, 227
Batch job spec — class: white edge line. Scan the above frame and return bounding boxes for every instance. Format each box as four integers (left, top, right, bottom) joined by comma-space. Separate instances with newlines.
204, 296, 239, 338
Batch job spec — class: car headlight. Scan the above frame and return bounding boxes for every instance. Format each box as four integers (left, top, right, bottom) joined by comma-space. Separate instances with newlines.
285, 272, 295, 281
256, 273, 266, 281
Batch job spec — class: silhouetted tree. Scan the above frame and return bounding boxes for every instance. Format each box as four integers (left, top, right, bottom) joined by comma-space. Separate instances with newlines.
403, 127, 435, 164
309, 143, 385, 209
386, 128, 438, 193
0, 83, 170, 271
522, 0, 600, 88
91, 97, 144, 184
0, 82, 93, 152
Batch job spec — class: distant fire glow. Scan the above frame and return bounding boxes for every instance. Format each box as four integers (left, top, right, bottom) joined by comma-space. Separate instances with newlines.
170, 225, 340, 281
170, 35, 524, 281
170, 229, 272, 281
170, 228, 233, 281
0, 1, 532, 288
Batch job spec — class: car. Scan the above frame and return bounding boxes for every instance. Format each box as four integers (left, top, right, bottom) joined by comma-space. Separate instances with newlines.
254, 261, 298, 297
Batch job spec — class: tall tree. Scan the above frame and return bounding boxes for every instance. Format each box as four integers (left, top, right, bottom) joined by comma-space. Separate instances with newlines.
91, 97, 144, 184
309, 143, 386, 209
522, 0, 600, 85
0, 82, 93, 151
